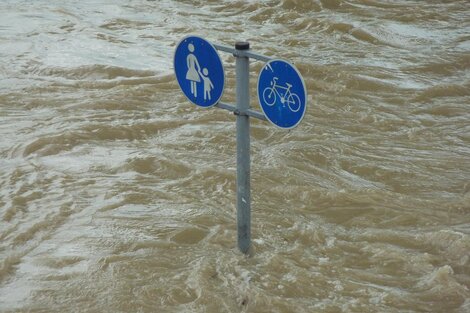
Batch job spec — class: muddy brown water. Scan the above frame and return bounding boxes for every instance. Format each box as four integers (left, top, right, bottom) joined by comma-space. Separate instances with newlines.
1, 0, 469, 312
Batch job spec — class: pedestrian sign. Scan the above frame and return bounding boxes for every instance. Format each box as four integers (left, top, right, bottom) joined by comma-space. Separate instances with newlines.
257, 59, 307, 129
174, 36, 225, 108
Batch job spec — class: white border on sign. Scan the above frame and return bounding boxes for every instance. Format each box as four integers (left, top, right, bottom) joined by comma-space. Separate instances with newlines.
173, 35, 225, 109
257, 59, 308, 130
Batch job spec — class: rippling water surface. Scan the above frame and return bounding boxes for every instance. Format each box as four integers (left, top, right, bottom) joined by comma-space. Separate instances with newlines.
1, 0, 469, 312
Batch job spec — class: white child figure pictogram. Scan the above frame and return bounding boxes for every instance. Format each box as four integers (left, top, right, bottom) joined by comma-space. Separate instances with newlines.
200, 68, 214, 101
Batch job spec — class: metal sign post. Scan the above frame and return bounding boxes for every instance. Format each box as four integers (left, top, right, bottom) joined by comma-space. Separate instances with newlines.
234, 42, 251, 254
174, 36, 308, 254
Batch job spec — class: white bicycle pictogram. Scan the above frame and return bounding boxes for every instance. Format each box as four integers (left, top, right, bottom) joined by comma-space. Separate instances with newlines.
262, 77, 301, 113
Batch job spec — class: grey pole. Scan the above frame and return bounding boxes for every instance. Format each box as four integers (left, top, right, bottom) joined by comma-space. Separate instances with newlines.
235, 41, 251, 254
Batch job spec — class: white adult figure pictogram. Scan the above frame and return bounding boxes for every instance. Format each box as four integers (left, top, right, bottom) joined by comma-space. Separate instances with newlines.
186, 43, 201, 97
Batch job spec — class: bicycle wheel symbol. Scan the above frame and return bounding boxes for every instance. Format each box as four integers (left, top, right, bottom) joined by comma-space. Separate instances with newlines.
287, 93, 301, 113
262, 87, 276, 106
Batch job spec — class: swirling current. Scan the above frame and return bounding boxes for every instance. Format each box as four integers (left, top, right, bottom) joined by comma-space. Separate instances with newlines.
1, 0, 469, 312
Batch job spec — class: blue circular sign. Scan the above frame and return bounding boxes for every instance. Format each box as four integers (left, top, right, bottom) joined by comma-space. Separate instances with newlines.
174, 36, 225, 108
257, 59, 307, 129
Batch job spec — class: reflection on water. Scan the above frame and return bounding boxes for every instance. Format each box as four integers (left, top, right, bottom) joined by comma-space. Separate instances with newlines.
1, 0, 469, 312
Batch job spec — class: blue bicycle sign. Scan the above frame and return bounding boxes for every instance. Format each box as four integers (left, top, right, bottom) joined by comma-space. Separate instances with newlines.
257, 59, 307, 129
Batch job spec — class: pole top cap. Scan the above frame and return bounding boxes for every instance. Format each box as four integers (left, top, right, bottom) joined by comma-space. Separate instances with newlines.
235, 41, 250, 50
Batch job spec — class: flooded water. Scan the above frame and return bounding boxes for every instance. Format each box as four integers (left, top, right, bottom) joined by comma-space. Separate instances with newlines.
1, 0, 469, 312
